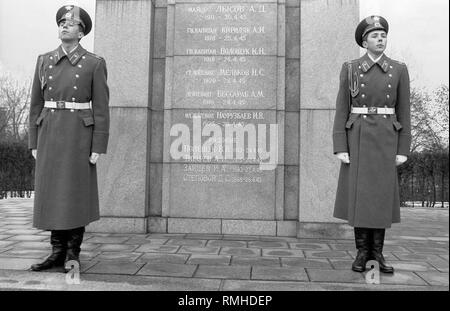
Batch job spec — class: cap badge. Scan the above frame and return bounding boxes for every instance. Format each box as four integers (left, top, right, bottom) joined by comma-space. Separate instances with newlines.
65, 12, 72, 19
374, 22, 381, 27
373, 16, 380, 22
65, 5, 73, 11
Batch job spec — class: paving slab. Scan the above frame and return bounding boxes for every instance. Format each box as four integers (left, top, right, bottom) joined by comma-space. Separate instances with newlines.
84, 261, 145, 275
80, 243, 101, 251
262, 248, 304, 258
392, 252, 445, 262
0, 270, 222, 291
12, 241, 49, 250
96, 244, 140, 252
134, 244, 180, 253
390, 261, 439, 272
0, 199, 448, 291
84, 236, 131, 244
415, 272, 449, 286
247, 241, 289, 249
137, 263, 197, 278
304, 250, 352, 259
185, 234, 224, 240
2, 229, 43, 235
0, 241, 17, 248
251, 267, 309, 281
194, 265, 251, 280
289, 243, 331, 250
186, 254, 231, 266
124, 237, 168, 245
377, 272, 429, 286
206, 240, 247, 248
306, 269, 366, 283
0, 249, 49, 259
404, 246, 449, 254
138, 253, 190, 264
231, 256, 281, 267
0, 257, 41, 270
80, 251, 102, 261
93, 252, 143, 262
281, 258, 332, 269
221, 280, 448, 291
222, 235, 262, 241
166, 239, 207, 247
178, 246, 220, 255
220, 247, 261, 257
427, 259, 449, 273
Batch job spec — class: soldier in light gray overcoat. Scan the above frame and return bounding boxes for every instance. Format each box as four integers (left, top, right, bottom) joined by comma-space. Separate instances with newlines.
28, 5, 109, 272
332, 16, 411, 274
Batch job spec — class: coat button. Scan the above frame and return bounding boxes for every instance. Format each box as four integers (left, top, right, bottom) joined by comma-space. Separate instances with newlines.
49, 76, 53, 80
51, 109, 55, 112
78, 64, 82, 68
390, 65, 393, 69
389, 74, 392, 77
383, 115, 387, 118
361, 83, 365, 87
386, 94, 390, 98
73, 86, 77, 90
49, 65, 53, 69
70, 109, 74, 112
388, 84, 392, 88
50, 98, 54, 101
72, 97, 76, 101
75, 74, 79, 78
363, 115, 367, 119
360, 74, 364, 77
82, 56, 86, 59
49, 87, 52, 90
361, 94, 365, 98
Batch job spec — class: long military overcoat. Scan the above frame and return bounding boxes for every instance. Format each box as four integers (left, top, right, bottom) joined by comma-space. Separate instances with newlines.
332, 53, 411, 228
28, 44, 109, 230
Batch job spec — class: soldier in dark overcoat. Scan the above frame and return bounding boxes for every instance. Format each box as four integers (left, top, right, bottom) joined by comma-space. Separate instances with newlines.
332, 16, 411, 273
28, 5, 110, 272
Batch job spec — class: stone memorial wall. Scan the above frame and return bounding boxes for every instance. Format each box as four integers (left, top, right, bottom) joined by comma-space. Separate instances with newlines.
162, 0, 285, 232
92, 0, 359, 238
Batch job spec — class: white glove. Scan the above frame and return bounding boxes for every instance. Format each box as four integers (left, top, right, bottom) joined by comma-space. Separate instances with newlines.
396, 155, 407, 166
32, 149, 37, 159
89, 152, 100, 165
336, 152, 350, 164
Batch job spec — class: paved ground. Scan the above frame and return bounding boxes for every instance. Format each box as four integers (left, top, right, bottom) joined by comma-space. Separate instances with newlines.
0, 198, 448, 291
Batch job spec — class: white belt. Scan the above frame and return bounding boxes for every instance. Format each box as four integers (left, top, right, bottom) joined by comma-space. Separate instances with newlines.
351, 107, 395, 115
44, 101, 91, 110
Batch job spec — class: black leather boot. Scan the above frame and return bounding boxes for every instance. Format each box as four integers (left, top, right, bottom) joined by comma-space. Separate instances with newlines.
351, 227, 370, 272
30, 230, 67, 271
64, 227, 85, 273
371, 228, 394, 273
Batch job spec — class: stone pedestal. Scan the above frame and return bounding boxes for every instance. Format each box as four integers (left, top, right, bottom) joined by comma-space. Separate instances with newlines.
298, 0, 359, 238
91, 0, 360, 238
87, 0, 155, 233
154, 0, 290, 235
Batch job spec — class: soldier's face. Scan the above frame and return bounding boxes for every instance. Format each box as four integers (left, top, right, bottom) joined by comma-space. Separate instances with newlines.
58, 20, 84, 42
363, 30, 387, 55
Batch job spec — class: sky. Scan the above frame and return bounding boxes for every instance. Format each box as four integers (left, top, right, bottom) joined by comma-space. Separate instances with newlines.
0, 0, 449, 90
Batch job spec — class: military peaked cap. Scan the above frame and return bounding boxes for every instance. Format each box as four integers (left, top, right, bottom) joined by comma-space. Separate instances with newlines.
355, 15, 389, 47
56, 5, 92, 36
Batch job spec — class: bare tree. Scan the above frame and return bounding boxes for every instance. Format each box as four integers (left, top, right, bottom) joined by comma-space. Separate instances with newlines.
410, 86, 449, 153
0, 75, 31, 142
